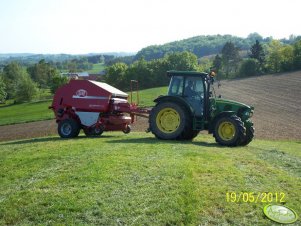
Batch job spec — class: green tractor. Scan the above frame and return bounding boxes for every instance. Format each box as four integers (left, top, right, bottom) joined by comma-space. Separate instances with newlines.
149, 71, 254, 146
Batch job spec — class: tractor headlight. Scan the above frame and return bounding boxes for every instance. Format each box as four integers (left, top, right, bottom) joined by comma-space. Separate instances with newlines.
249, 110, 253, 118
243, 110, 253, 118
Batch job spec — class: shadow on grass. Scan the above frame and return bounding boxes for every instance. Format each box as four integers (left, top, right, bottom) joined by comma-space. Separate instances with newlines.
106, 137, 222, 148
0, 135, 116, 145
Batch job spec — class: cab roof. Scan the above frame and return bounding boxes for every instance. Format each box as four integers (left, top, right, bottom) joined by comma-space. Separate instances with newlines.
167, 70, 208, 77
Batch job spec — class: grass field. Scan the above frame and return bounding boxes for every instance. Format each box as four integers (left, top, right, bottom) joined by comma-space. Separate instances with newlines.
0, 133, 300, 225
0, 100, 53, 126
129, 86, 167, 107
87, 63, 106, 73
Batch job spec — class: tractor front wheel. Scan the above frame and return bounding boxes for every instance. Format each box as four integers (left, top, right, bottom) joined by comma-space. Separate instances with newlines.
213, 115, 245, 146
58, 119, 80, 138
240, 125, 254, 146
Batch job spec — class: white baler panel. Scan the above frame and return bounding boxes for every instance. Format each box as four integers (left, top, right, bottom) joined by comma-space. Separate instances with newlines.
76, 112, 99, 126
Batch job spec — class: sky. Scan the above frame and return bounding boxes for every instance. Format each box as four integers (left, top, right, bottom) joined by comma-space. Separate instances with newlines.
0, 0, 300, 54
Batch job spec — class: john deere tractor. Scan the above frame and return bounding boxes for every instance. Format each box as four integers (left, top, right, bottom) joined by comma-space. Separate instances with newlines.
149, 71, 254, 146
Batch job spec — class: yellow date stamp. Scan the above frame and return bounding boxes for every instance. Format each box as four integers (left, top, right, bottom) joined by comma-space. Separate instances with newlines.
226, 192, 286, 203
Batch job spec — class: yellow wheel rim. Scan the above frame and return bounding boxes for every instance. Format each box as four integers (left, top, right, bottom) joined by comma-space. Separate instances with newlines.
218, 121, 236, 141
156, 108, 180, 133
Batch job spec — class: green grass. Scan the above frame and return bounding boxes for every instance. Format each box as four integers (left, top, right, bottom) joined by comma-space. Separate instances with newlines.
0, 100, 53, 125
87, 63, 106, 73
129, 86, 168, 107
0, 133, 300, 225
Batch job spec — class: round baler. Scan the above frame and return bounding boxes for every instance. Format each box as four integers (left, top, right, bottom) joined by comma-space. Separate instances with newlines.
50, 79, 143, 138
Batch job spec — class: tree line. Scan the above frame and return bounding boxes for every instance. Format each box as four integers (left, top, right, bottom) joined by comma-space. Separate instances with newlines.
134, 33, 301, 61
0, 60, 68, 103
212, 39, 301, 78
104, 39, 301, 90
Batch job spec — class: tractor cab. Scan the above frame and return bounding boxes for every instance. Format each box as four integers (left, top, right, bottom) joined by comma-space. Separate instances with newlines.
167, 71, 210, 117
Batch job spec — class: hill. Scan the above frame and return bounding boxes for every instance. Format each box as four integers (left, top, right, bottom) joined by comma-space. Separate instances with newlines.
135, 34, 268, 61
0, 132, 300, 225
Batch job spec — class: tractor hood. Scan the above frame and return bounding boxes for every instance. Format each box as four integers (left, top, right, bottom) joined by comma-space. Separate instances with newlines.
213, 98, 254, 115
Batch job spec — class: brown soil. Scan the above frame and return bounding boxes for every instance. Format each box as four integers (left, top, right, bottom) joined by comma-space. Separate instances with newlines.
1, 71, 300, 142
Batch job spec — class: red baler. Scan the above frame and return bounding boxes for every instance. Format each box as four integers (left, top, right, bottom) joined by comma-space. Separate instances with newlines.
50, 79, 148, 138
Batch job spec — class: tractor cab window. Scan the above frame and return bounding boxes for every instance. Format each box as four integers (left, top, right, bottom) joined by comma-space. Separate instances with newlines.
184, 76, 205, 116
168, 76, 184, 96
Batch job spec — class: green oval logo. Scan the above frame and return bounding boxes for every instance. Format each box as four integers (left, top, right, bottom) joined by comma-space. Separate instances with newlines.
263, 204, 298, 224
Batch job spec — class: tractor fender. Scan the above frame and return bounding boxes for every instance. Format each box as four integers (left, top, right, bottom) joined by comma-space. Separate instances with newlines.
208, 111, 236, 134
153, 95, 194, 116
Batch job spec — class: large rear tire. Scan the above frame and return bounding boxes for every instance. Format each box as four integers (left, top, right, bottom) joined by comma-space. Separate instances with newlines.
240, 126, 254, 146
213, 115, 245, 146
149, 102, 191, 140
58, 119, 80, 138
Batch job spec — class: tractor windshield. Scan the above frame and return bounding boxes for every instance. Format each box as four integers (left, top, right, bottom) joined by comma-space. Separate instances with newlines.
168, 76, 184, 96
168, 75, 205, 116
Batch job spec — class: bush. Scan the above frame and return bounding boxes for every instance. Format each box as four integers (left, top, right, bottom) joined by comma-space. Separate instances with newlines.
15, 74, 38, 103
50, 75, 69, 94
238, 58, 260, 77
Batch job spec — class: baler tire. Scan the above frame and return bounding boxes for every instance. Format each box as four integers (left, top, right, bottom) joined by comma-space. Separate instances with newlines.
84, 126, 104, 137
149, 102, 190, 140
58, 119, 80, 138
213, 115, 245, 146
239, 126, 254, 146
122, 125, 131, 134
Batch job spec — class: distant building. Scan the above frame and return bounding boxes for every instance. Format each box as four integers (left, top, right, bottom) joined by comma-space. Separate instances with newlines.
62, 71, 105, 81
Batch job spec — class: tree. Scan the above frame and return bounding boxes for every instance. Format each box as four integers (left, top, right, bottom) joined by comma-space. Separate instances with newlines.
221, 42, 240, 77
165, 51, 198, 71
50, 75, 69, 94
247, 33, 263, 43
293, 40, 301, 69
266, 40, 283, 73
15, 73, 38, 103
280, 45, 294, 71
238, 59, 260, 77
212, 54, 222, 72
27, 59, 60, 88
104, 63, 128, 89
0, 75, 7, 103
2, 62, 24, 99
249, 40, 265, 71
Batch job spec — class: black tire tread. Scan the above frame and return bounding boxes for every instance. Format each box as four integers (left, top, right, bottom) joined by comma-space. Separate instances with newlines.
58, 119, 80, 138
213, 115, 245, 146
239, 125, 254, 146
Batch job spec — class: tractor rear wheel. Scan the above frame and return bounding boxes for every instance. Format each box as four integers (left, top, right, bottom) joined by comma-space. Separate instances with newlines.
149, 102, 191, 140
58, 119, 80, 138
213, 115, 245, 146
240, 125, 254, 146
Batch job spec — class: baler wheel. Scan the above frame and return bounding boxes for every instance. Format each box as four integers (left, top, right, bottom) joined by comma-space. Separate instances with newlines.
123, 125, 131, 134
84, 126, 104, 137
213, 115, 245, 146
58, 119, 80, 138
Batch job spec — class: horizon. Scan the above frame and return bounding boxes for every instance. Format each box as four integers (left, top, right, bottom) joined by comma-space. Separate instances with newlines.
0, 0, 300, 54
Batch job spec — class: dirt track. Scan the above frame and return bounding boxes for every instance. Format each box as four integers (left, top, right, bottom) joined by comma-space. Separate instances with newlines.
0, 71, 301, 142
